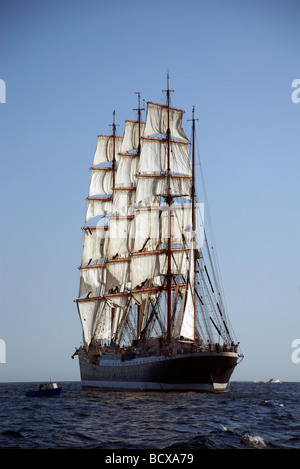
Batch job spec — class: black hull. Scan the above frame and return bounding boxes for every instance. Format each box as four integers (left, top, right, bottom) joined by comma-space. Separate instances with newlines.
79, 351, 238, 392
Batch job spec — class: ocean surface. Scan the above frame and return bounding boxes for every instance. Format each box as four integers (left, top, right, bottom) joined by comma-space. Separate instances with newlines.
0, 381, 299, 451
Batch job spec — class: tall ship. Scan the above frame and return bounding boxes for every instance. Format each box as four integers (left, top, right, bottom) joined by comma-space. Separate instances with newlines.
73, 77, 242, 392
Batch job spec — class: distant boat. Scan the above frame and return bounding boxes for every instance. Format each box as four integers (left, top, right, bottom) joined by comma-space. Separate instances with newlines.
267, 378, 282, 384
25, 381, 62, 397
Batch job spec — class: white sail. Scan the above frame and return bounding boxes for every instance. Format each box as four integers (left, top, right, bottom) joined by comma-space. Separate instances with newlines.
131, 252, 161, 289
112, 188, 136, 216
144, 102, 189, 142
121, 120, 145, 153
105, 216, 132, 258
135, 175, 191, 203
130, 249, 189, 289
130, 208, 161, 253
93, 135, 123, 166
139, 137, 192, 176
85, 197, 113, 222
115, 153, 139, 187
79, 265, 106, 297
106, 258, 130, 291
93, 301, 112, 341
77, 299, 111, 347
81, 227, 107, 265
78, 248, 190, 294
89, 168, 114, 196
180, 246, 195, 340
129, 205, 193, 253
161, 205, 193, 245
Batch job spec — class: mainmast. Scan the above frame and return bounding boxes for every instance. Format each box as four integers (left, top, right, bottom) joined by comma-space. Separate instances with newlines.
164, 73, 174, 343
111, 110, 118, 341
134, 91, 144, 340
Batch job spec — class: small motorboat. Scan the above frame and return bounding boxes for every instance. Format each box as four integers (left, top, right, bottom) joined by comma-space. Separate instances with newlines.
25, 381, 62, 397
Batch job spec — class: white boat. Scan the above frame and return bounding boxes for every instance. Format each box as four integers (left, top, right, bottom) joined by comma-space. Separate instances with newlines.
26, 381, 62, 397
267, 378, 282, 383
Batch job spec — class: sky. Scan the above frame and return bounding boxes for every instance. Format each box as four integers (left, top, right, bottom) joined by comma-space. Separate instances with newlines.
0, 0, 299, 383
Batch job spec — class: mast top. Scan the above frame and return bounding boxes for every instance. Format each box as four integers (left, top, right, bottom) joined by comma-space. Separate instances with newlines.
163, 72, 174, 98
133, 91, 145, 114
110, 110, 119, 134
188, 105, 199, 124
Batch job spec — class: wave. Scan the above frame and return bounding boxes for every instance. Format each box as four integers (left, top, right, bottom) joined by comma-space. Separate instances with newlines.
241, 434, 266, 448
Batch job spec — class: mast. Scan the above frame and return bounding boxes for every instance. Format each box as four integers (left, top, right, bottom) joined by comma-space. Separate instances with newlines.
164, 73, 174, 343
134, 92, 144, 155
134, 92, 144, 340
112, 110, 117, 190
191, 106, 196, 232
192, 106, 198, 343
111, 111, 118, 341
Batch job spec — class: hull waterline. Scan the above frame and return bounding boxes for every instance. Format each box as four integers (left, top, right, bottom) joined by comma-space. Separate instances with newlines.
79, 351, 238, 392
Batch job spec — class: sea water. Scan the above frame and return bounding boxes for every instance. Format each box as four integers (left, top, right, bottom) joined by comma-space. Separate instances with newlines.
0, 381, 299, 450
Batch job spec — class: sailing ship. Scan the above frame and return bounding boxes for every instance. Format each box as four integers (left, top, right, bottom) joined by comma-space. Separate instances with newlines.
73, 77, 242, 392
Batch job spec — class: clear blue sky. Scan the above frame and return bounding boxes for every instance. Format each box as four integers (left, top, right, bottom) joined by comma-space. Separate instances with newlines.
0, 0, 299, 382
